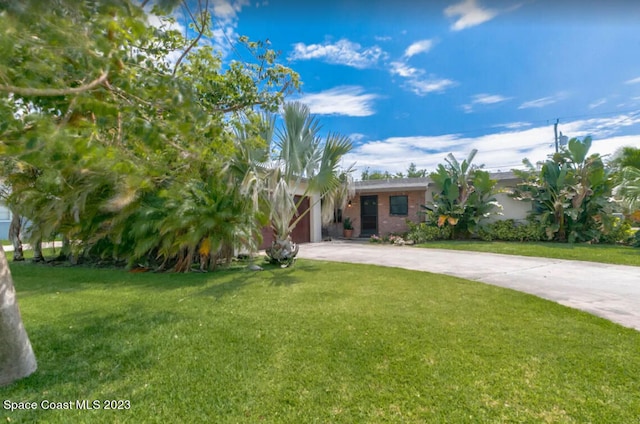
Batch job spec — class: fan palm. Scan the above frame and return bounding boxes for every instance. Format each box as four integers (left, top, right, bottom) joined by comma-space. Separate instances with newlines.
616, 166, 640, 209
263, 102, 352, 266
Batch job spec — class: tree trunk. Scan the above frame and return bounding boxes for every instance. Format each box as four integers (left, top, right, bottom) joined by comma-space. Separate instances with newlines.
8, 212, 24, 262
265, 236, 299, 267
32, 238, 44, 263
0, 245, 37, 387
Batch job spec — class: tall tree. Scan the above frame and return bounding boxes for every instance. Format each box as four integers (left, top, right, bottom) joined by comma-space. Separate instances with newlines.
0, 0, 299, 385
0, 0, 298, 268
406, 162, 428, 178
0, 246, 37, 386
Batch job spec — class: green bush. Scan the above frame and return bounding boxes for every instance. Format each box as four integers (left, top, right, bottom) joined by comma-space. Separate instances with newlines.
406, 222, 451, 243
478, 220, 545, 242
599, 218, 635, 245
631, 229, 640, 248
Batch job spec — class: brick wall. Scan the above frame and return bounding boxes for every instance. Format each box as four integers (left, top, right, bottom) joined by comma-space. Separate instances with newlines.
343, 190, 425, 238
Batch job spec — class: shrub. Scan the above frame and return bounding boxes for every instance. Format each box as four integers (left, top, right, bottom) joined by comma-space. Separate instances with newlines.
478, 220, 545, 242
406, 222, 451, 243
631, 229, 640, 248
599, 218, 635, 245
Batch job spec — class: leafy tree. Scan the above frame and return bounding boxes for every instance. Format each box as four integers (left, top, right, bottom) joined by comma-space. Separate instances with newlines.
0, 0, 298, 385
361, 169, 394, 180
406, 162, 428, 178
0, 0, 298, 268
360, 163, 426, 180
513, 136, 615, 243
424, 150, 501, 239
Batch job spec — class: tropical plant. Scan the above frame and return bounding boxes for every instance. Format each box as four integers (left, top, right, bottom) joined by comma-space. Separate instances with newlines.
513, 136, 615, 243
0, 0, 299, 270
263, 102, 352, 267
476, 219, 545, 242
343, 216, 354, 230
406, 221, 452, 243
615, 166, 640, 210
423, 150, 501, 239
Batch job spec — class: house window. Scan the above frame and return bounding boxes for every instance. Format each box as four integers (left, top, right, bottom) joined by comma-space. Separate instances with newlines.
333, 208, 343, 223
389, 195, 408, 216
0, 206, 11, 221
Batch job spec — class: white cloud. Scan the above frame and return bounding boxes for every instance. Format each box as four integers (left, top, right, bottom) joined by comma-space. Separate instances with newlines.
404, 77, 457, 96
444, 0, 498, 31
297, 86, 378, 117
463, 93, 511, 112
625, 76, 640, 84
375, 35, 392, 42
518, 93, 567, 109
211, 0, 249, 20
404, 39, 434, 58
473, 93, 510, 104
345, 113, 640, 176
389, 61, 421, 78
588, 98, 607, 109
147, 0, 250, 60
493, 121, 532, 130
289, 39, 386, 69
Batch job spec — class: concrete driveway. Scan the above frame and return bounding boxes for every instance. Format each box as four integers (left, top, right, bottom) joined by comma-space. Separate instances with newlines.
297, 241, 640, 332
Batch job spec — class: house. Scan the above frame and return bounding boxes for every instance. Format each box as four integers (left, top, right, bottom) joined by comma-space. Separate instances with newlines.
259, 191, 323, 250
0, 203, 10, 240
338, 171, 532, 238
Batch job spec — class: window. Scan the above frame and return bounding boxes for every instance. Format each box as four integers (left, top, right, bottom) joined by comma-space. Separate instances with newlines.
389, 195, 408, 216
333, 208, 343, 223
0, 205, 11, 221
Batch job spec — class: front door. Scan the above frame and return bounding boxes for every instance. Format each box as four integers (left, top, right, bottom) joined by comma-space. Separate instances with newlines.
360, 195, 378, 236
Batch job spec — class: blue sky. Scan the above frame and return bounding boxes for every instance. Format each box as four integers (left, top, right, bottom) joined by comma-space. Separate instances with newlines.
182, 0, 640, 176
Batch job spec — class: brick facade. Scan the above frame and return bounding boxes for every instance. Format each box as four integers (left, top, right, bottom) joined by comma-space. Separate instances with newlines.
343, 190, 425, 238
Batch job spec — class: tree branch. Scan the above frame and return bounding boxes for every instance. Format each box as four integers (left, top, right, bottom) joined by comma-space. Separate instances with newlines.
172, 0, 208, 76
0, 72, 108, 97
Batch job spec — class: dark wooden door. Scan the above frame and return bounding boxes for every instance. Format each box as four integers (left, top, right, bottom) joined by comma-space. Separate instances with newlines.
260, 196, 311, 249
360, 195, 378, 236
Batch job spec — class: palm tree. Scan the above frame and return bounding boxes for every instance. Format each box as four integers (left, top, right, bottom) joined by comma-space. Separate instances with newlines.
264, 102, 352, 266
616, 166, 640, 210
0, 246, 37, 386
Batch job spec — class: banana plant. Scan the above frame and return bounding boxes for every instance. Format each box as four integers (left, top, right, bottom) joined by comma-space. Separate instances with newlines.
425, 150, 500, 239
513, 136, 615, 243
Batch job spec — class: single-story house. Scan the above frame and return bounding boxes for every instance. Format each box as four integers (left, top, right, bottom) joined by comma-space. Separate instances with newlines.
333, 171, 532, 239
0, 203, 10, 240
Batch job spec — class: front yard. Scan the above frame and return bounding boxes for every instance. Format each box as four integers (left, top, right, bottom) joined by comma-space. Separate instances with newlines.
1, 260, 639, 422
414, 241, 639, 267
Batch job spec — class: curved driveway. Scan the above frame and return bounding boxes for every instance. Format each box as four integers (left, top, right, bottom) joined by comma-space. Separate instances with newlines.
297, 241, 640, 332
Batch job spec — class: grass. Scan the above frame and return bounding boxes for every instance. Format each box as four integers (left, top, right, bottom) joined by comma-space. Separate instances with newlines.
1, 260, 640, 423
416, 240, 639, 267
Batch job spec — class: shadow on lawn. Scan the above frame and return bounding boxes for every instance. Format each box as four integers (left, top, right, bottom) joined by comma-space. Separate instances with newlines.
10, 257, 323, 304
1, 303, 175, 398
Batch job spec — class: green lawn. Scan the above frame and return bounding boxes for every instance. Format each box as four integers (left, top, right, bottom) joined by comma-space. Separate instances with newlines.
2, 260, 639, 423
415, 241, 639, 266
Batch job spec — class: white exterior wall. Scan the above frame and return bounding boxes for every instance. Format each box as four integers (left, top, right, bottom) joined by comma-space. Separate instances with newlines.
309, 193, 322, 242
0, 203, 11, 240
